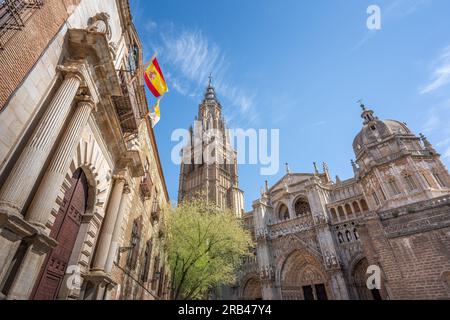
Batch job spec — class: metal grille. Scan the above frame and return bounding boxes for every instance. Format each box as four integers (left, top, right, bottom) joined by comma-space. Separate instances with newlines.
0, 0, 43, 49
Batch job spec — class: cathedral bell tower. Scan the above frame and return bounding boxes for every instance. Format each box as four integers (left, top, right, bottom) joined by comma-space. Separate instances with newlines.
178, 77, 245, 217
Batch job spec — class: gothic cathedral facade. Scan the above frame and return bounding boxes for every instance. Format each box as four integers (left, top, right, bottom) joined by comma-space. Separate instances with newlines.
233, 105, 450, 300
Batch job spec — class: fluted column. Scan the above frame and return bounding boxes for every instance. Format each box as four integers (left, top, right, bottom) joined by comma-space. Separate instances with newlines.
0, 68, 84, 218
91, 176, 126, 271
25, 97, 96, 230
105, 184, 131, 273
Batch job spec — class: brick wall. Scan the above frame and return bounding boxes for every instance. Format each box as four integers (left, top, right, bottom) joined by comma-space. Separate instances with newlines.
360, 205, 450, 299
0, 0, 81, 111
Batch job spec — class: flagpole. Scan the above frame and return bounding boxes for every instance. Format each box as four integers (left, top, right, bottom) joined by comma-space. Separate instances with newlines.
143, 51, 158, 71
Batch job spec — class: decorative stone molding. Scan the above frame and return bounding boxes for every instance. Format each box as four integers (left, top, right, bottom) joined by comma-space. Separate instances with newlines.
87, 13, 112, 40
324, 251, 341, 270
259, 265, 275, 281
75, 94, 97, 112
57, 60, 100, 104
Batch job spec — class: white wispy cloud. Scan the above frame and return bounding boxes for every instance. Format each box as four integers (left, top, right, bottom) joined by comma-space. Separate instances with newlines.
157, 27, 259, 126
144, 20, 157, 33
420, 45, 450, 94
386, 0, 431, 18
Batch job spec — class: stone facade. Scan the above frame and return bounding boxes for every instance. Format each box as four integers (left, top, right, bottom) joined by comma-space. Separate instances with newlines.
178, 79, 245, 217
234, 105, 450, 300
0, 0, 169, 300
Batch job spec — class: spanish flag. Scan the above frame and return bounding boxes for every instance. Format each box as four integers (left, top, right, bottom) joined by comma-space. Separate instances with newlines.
144, 55, 168, 98
149, 99, 161, 128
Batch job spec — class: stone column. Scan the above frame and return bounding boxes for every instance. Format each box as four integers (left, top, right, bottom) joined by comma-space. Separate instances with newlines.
104, 184, 131, 274
91, 176, 126, 272
25, 97, 95, 230
0, 67, 83, 218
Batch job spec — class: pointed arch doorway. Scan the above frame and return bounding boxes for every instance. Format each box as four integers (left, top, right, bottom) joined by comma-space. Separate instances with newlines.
32, 168, 89, 300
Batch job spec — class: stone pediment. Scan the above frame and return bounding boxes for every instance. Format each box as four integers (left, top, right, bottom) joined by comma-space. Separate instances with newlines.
270, 173, 314, 194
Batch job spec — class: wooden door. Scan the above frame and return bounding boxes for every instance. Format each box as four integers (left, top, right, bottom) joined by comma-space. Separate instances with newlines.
32, 169, 88, 300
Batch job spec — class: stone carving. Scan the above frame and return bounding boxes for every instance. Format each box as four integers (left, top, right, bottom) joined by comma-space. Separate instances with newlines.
259, 265, 274, 280
324, 251, 340, 269
87, 13, 112, 40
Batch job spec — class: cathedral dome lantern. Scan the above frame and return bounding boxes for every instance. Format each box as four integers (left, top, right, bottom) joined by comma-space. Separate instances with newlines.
352, 103, 413, 157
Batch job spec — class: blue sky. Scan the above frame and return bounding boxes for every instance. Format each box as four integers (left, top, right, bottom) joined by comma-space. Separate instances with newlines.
130, 0, 450, 211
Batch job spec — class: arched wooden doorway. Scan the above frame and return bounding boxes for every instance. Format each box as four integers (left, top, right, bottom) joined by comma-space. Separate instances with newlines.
352, 258, 382, 300
32, 168, 88, 300
242, 277, 262, 300
280, 250, 329, 300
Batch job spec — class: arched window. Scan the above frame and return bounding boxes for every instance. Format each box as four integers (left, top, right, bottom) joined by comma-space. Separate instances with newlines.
294, 198, 311, 216
345, 230, 352, 242
330, 208, 337, 220
344, 203, 353, 216
352, 201, 361, 214
338, 206, 345, 219
360, 199, 369, 211
353, 228, 359, 240
278, 204, 290, 221
337, 232, 344, 243
403, 173, 417, 191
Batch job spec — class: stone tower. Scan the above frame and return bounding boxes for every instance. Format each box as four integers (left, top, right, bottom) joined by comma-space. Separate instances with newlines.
178, 78, 245, 217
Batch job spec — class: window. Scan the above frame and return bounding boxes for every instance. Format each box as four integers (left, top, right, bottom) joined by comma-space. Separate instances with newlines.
345, 230, 352, 242
127, 218, 142, 269
330, 208, 337, 220
141, 240, 153, 282
352, 201, 361, 214
422, 172, 432, 188
353, 228, 359, 240
127, 44, 139, 76
379, 188, 387, 200
157, 265, 165, 297
151, 255, 160, 291
388, 179, 401, 196
344, 203, 353, 216
0, 0, 44, 49
337, 232, 344, 244
294, 199, 311, 216
337, 206, 345, 220
433, 173, 446, 188
372, 192, 380, 206
360, 199, 369, 211
404, 174, 417, 191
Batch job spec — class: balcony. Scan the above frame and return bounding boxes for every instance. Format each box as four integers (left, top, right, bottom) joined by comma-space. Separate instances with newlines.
140, 171, 152, 200
111, 69, 141, 135
0, 0, 43, 49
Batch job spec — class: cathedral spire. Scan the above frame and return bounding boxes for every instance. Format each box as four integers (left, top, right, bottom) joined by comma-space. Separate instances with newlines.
203, 73, 218, 104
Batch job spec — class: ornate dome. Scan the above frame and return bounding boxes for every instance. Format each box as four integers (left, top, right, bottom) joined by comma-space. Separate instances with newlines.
352, 105, 412, 155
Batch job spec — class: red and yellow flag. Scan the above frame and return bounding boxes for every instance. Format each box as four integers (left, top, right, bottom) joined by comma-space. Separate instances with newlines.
144, 56, 168, 98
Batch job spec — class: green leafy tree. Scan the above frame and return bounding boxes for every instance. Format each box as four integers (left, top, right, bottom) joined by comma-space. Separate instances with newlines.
166, 197, 253, 300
